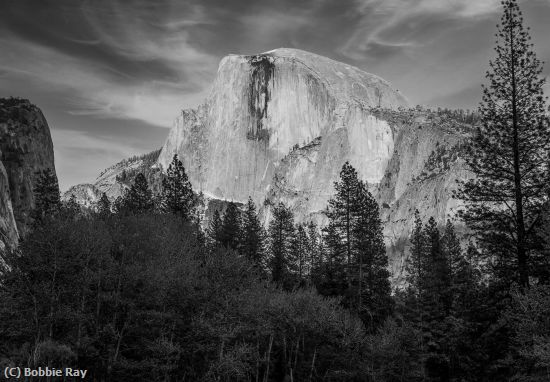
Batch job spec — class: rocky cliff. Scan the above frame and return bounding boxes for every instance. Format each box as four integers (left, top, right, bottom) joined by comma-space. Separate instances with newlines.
158, 48, 409, 203
0, 98, 57, 250
62, 149, 162, 208
157, 48, 474, 282
0, 154, 18, 252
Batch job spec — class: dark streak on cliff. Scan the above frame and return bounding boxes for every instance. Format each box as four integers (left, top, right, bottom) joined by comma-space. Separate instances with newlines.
247, 55, 274, 142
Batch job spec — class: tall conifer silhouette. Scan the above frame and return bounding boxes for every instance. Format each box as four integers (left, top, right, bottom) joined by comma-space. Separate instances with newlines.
456, 0, 550, 288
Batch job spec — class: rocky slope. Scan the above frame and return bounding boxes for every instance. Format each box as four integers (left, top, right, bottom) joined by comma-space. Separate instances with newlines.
62, 149, 162, 208
0, 98, 57, 250
157, 48, 474, 282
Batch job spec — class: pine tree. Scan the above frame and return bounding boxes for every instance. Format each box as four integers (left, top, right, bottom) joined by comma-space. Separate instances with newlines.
97, 192, 111, 218
64, 194, 81, 218
220, 202, 241, 250
306, 221, 321, 282
239, 197, 264, 266
32, 168, 61, 222
160, 154, 195, 220
119, 173, 154, 214
290, 224, 309, 283
442, 220, 465, 314
268, 202, 295, 287
322, 162, 392, 328
317, 223, 347, 297
352, 181, 392, 329
406, 210, 426, 298
326, 162, 362, 287
113, 195, 125, 215
414, 218, 453, 381
423, 217, 450, 322
450, 241, 479, 320
207, 210, 224, 247
455, 0, 550, 288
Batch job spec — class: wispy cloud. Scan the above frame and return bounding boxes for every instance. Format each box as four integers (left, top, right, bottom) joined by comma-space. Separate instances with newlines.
0, 37, 210, 127
342, 0, 500, 60
0, 0, 217, 128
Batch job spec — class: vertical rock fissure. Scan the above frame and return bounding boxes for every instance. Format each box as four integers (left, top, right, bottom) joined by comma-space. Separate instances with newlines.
247, 55, 275, 141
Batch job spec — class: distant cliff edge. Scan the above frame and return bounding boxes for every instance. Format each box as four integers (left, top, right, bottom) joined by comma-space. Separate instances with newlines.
0, 98, 57, 251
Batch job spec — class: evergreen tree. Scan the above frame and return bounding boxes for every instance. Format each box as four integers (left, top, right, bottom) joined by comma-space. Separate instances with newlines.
326, 161, 362, 288
117, 173, 154, 214
97, 192, 111, 219
219, 202, 241, 250
352, 181, 392, 329
32, 168, 61, 222
321, 162, 392, 329
160, 154, 195, 220
423, 217, 451, 322
112, 195, 125, 215
268, 202, 295, 287
450, 241, 479, 319
316, 223, 347, 297
306, 221, 321, 282
403, 210, 428, 377
407, 217, 453, 381
441, 220, 472, 316
533, 205, 550, 284
290, 224, 309, 283
442, 220, 461, 282
406, 210, 426, 298
64, 194, 81, 218
207, 209, 224, 247
455, 0, 550, 288
239, 197, 265, 266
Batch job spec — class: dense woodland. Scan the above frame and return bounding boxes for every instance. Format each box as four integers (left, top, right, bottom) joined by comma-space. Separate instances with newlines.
2, 1, 550, 381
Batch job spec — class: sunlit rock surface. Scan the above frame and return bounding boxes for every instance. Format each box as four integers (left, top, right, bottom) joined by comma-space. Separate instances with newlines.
65, 150, 163, 209
0, 99, 57, 250
158, 48, 408, 201
0, 155, 18, 252
62, 183, 103, 209
157, 48, 474, 282
371, 109, 472, 284
63, 47, 472, 284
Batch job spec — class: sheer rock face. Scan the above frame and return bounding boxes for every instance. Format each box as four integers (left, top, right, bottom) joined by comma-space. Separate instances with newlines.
156, 48, 471, 282
158, 48, 408, 201
0, 99, 56, 249
0, 155, 18, 252
372, 110, 472, 283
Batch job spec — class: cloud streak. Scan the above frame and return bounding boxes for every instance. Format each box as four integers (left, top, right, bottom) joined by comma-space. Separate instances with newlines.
343, 0, 501, 60
0, 0, 218, 127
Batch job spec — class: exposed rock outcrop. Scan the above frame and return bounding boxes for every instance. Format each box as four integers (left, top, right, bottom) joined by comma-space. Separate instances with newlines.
62, 149, 162, 208
157, 48, 474, 282
0, 155, 18, 252
158, 48, 408, 203
0, 98, 57, 250
62, 184, 103, 209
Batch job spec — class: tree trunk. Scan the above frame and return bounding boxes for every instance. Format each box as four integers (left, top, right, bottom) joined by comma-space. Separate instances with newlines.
510, 15, 529, 288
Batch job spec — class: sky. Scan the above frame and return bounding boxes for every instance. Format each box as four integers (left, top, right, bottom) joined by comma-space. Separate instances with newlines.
1, 0, 550, 190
